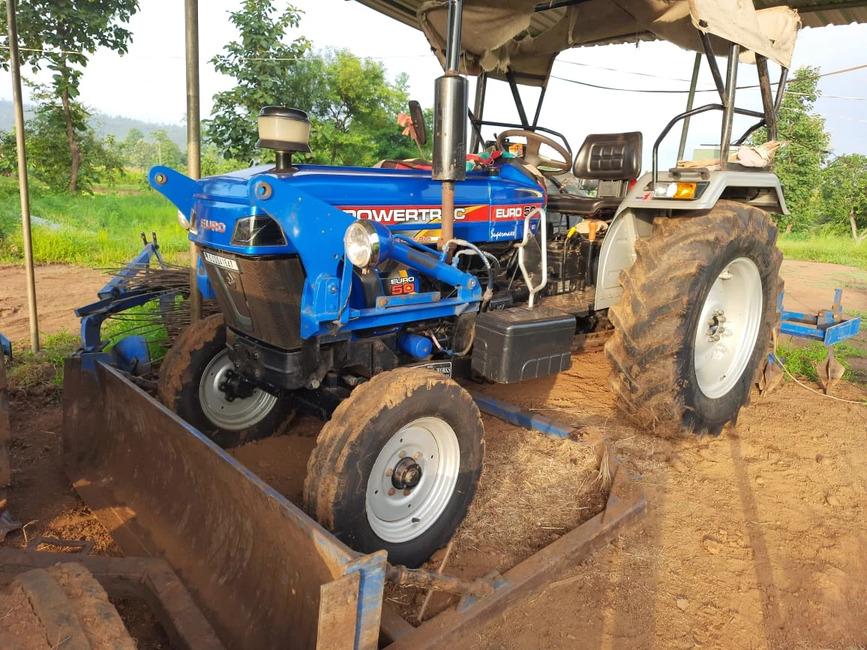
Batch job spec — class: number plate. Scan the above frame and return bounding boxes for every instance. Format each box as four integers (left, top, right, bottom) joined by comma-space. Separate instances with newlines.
203, 250, 239, 271
419, 361, 452, 377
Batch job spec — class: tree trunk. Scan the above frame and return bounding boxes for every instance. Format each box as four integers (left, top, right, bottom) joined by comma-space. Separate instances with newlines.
848, 208, 867, 242
61, 88, 81, 193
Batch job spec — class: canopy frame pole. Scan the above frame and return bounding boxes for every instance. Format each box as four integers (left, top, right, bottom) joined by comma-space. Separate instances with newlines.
532, 81, 548, 128
699, 32, 727, 103
755, 54, 777, 141
184, 0, 202, 322
676, 52, 702, 162
719, 42, 740, 169
469, 72, 487, 153
506, 70, 530, 130
773, 66, 789, 115
5, 0, 39, 352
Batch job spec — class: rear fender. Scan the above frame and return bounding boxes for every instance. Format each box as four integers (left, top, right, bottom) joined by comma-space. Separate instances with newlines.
595, 170, 787, 311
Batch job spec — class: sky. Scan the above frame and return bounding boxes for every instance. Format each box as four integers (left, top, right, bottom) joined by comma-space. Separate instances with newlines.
2, 0, 866, 169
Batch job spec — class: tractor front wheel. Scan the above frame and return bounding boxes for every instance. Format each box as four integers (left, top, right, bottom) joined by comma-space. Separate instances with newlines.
158, 314, 291, 447
304, 367, 484, 568
605, 201, 782, 435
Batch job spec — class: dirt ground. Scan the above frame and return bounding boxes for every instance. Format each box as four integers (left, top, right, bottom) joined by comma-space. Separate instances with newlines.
0, 265, 107, 343
1, 259, 864, 346
0, 259, 865, 648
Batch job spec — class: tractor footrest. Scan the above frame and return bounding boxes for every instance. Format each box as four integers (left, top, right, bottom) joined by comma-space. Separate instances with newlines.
472, 306, 575, 384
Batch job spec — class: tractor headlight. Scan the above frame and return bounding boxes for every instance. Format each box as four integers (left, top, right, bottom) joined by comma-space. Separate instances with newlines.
344, 220, 381, 268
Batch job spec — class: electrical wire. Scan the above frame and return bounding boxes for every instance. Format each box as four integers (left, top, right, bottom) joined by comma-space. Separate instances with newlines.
549, 62, 867, 97
771, 352, 867, 405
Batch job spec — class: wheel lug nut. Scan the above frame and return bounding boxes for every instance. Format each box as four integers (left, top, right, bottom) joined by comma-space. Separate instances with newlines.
388, 488, 396, 496
413, 451, 422, 460
403, 488, 412, 496
385, 468, 393, 477
398, 451, 406, 458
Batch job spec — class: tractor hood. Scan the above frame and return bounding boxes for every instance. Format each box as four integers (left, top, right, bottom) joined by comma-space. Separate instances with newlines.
148, 162, 545, 257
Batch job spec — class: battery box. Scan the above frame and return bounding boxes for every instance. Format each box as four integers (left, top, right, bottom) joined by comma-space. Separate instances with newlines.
472, 306, 576, 383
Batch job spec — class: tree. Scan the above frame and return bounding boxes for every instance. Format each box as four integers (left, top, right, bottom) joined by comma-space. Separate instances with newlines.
306, 53, 423, 166
753, 67, 830, 231
820, 154, 867, 241
0, 94, 123, 192
205, 2, 426, 167
0, 0, 139, 192
205, 0, 310, 161
120, 128, 154, 169
151, 129, 183, 169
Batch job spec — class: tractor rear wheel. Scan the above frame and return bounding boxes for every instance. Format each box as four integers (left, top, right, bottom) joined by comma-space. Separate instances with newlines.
158, 314, 291, 447
304, 367, 484, 568
605, 201, 782, 435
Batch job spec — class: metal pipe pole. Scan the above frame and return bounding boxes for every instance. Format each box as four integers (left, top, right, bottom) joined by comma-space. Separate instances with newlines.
184, 0, 202, 321
676, 52, 701, 162
469, 72, 487, 153
434, 0, 466, 253
755, 55, 777, 141
719, 43, 740, 169
6, 0, 39, 352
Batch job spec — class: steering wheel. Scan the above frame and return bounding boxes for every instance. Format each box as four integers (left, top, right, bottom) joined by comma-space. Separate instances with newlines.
495, 129, 572, 174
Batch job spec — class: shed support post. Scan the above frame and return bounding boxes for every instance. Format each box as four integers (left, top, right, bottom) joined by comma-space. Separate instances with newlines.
5, 0, 39, 352
185, 0, 202, 321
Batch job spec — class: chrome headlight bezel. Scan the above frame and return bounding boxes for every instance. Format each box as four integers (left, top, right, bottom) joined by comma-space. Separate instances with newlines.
343, 220, 381, 268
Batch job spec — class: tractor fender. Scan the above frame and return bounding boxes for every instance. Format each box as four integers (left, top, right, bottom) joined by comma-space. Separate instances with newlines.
594, 170, 787, 311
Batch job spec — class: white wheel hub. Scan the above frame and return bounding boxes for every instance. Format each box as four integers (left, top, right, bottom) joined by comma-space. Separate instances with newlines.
693, 257, 763, 399
365, 417, 460, 544
198, 350, 277, 431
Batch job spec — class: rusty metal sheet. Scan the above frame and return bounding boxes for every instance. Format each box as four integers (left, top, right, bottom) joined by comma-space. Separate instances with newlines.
316, 572, 360, 650
62, 358, 385, 649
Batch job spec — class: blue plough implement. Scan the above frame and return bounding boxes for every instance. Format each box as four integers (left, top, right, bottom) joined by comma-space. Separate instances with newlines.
779, 288, 862, 346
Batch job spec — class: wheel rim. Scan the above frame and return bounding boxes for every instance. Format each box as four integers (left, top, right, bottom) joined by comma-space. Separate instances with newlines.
365, 417, 461, 544
198, 350, 278, 431
693, 257, 764, 399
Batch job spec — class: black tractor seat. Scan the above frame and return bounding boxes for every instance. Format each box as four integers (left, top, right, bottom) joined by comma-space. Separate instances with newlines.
546, 131, 642, 220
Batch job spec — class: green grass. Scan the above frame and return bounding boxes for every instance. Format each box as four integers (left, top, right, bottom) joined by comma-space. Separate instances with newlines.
778, 234, 867, 270
777, 340, 866, 382
0, 176, 188, 267
5, 331, 78, 391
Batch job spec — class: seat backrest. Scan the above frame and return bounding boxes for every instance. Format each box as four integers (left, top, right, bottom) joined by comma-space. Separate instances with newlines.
573, 132, 642, 181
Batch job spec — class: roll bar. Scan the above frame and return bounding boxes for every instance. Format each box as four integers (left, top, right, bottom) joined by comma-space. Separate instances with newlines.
652, 28, 789, 187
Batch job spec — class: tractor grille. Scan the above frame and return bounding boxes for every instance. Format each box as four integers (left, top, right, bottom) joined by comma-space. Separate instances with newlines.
202, 249, 305, 351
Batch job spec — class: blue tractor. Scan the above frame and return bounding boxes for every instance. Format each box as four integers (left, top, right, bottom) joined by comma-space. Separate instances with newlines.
146, 1, 802, 566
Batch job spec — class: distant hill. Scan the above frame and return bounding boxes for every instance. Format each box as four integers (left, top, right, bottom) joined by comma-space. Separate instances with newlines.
0, 99, 185, 147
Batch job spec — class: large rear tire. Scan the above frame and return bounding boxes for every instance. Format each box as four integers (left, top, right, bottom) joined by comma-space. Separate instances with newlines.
304, 367, 484, 568
158, 314, 290, 447
605, 201, 782, 435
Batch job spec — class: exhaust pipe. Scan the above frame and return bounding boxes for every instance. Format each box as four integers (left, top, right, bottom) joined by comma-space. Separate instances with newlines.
433, 0, 467, 252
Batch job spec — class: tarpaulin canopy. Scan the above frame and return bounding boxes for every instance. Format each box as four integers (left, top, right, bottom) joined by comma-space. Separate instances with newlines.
357, 0, 866, 86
